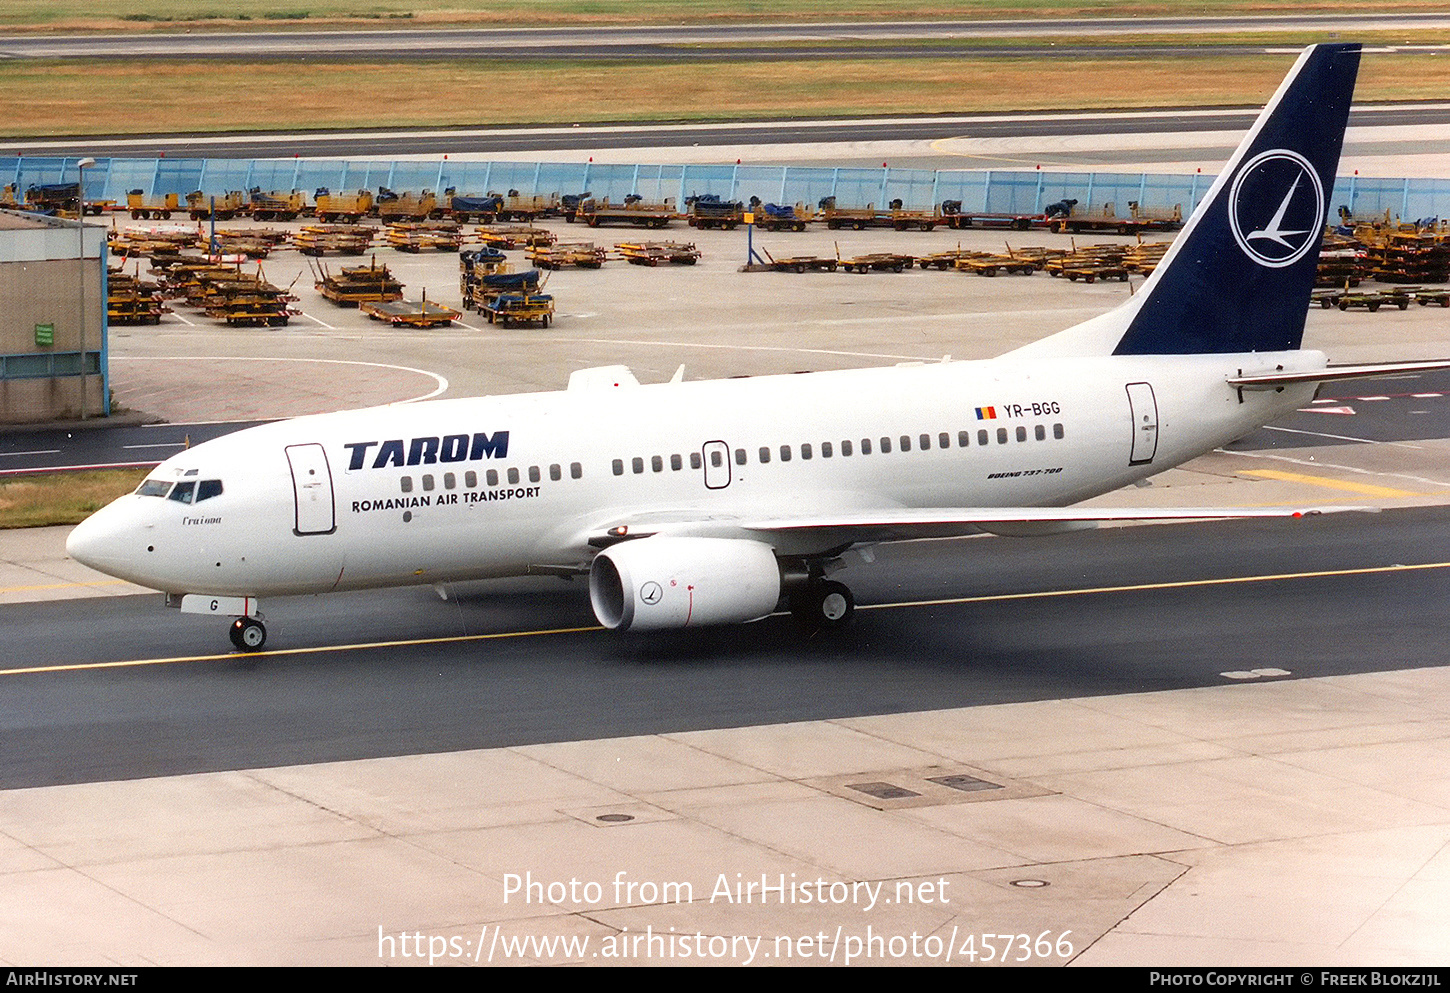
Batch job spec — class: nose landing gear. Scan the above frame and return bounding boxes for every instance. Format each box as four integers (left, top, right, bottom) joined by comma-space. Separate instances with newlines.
229, 616, 267, 652
170, 594, 268, 652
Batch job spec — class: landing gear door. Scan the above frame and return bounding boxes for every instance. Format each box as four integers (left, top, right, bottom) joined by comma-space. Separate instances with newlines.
1125, 382, 1159, 466
285, 443, 337, 535
701, 440, 731, 490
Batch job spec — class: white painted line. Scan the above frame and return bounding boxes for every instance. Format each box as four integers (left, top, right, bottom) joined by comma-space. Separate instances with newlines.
141, 418, 278, 427
548, 335, 928, 362
109, 356, 448, 403
0, 450, 62, 457
1263, 424, 1421, 448
301, 312, 337, 329
0, 461, 160, 477
123, 443, 186, 450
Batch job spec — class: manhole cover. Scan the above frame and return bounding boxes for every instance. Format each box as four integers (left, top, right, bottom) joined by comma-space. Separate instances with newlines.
847, 782, 921, 800
928, 774, 1003, 793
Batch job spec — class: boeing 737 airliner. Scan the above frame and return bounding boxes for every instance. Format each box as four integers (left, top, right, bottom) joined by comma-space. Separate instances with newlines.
67, 44, 1449, 650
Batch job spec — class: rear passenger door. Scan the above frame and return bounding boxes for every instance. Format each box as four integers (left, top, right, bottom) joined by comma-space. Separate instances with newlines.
1125, 382, 1159, 466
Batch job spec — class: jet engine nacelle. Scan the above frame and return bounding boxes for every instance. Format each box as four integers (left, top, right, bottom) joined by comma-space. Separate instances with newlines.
589, 537, 781, 631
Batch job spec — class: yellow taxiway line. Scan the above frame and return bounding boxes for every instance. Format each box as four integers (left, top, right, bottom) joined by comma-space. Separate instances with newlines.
862, 560, 1450, 611
0, 579, 133, 594
1239, 468, 1425, 499
5, 560, 1448, 678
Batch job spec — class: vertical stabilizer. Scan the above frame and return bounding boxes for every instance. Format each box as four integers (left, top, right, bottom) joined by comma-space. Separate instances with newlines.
1013, 44, 1360, 359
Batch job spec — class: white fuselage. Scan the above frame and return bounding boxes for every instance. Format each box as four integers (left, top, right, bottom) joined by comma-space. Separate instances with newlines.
68, 349, 1322, 599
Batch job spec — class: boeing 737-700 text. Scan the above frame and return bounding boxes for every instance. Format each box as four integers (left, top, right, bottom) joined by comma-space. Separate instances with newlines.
67, 43, 1448, 650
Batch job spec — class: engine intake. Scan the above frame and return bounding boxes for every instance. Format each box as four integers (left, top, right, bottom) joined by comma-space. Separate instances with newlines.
589, 537, 781, 631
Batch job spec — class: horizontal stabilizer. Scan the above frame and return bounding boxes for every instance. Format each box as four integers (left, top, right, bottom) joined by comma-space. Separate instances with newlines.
1229, 360, 1450, 389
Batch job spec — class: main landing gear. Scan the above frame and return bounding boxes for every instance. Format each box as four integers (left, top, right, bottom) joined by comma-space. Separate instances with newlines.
789, 578, 855, 633
229, 616, 267, 651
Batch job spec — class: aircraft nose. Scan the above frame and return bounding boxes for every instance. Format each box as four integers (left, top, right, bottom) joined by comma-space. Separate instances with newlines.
66, 509, 109, 570
66, 502, 139, 577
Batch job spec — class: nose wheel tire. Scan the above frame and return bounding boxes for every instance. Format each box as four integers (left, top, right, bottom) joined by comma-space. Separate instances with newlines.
791, 579, 855, 632
229, 617, 267, 652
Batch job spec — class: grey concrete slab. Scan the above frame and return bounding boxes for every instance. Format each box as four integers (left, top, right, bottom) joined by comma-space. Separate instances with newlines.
1, 667, 1446, 965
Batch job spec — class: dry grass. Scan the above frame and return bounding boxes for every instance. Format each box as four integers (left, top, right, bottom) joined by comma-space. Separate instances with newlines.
0, 469, 149, 529
1, 1, 1437, 32
5, 52, 1450, 137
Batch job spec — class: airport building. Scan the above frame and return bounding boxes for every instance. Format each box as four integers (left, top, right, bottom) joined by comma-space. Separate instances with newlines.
0, 208, 108, 423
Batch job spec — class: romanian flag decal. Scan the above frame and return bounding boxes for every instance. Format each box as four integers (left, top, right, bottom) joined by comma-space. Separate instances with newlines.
975, 406, 997, 420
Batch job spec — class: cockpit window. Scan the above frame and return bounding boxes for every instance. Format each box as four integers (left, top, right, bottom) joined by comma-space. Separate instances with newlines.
196, 480, 224, 502
168, 481, 196, 504
136, 479, 171, 498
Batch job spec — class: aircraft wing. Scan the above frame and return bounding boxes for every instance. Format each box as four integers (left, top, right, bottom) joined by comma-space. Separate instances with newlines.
591, 504, 1372, 547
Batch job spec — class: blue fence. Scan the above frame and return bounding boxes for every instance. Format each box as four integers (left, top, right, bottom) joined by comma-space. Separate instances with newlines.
8, 155, 1450, 223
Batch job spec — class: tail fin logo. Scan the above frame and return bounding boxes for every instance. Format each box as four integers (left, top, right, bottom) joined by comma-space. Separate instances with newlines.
1228, 149, 1325, 269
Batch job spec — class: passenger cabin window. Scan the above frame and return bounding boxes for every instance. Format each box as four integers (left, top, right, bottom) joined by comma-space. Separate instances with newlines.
758, 447, 771, 464
822, 441, 833, 458
690, 453, 702, 470
422, 474, 435, 491
487, 469, 499, 486
670, 454, 682, 471
735, 449, 746, 466
900, 435, 912, 452
779, 445, 791, 462
1054, 423, 1065, 439
612, 459, 624, 476
631, 458, 644, 475
978, 429, 989, 446
879, 437, 892, 454
550, 464, 562, 481
651, 456, 663, 473
710, 450, 723, 468
958, 431, 970, 447
1035, 425, 1046, 441
1016, 426, 1027, 443
842, 440, 853, 456
801, 443, 812, 460
444, 472, 456, 489
860, 438, 872, 455
997, 428, 1008, 445
401, 476, 414, 493
465, 471, 477, 488
508, 468, 521, 484
529, 465, 541, 483
571, 462, 583, 479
